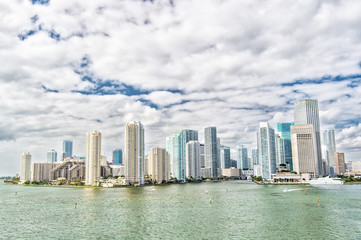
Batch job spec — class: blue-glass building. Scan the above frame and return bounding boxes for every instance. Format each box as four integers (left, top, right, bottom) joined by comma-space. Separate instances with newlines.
277, 123, 293, 171
63, 140, 73, 159
112, 149, 123, 165
237, 145, 248, 170
220, 146, 231, 169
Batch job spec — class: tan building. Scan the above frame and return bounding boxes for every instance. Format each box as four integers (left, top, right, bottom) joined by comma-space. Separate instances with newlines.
148, 147, 170, 183
51, 158, 85, 181
291, 124, 318, 178
31, 162, 59, 182
86, 131, 101, 185
20, 153, 31, 182
335, 152, 346, 175
124, 121, 144, 185
221, 167, 242, 178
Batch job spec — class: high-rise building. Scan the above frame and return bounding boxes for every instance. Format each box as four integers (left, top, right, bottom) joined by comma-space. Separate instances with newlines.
251, 149, 259, 166
85, 131, 101, 185
47, 149, 57, 163
323, 129, 336, 167
291, 124, 318, 178
166, 129, 198, 181
204, 126, 219, 178
124, 121, 145, 185
335, 152, 346, 175
148, 147, 170, 183
31, 162, 59, 182
237, 145, 248, 170
275, 134, 285, 167
63, 140, 73, 159
257, 122, 277, 180
185, 141, 201, 179
294, 99, 322, 175
277, 123, 293, 170
20, 152, 31, 182
220, 146, 231, 169
200, 143, 205, 168
112, 149, 123, 165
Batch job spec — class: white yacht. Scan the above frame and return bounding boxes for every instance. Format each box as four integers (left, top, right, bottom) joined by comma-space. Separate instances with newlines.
309, 176, 344, 185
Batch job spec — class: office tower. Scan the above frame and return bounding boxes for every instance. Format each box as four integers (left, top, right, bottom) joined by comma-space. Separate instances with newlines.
323, 129, 336, 167
200, 144, 205, 168
275, 134, 285, 166
85, 131, 101, 185
294, 99, 322, 175
20, 153, 31, 182
257, 122, 277, 180
112, 149, 123, 165
185, 141, 201, 179
237, 145, 248, 170
335, 152, 346, 175
149, 147, 170, 183
166, 129, 198, 181
291, 124, 318, 178
251, 149, 259, 165
31, 162, 59, 182
220, 146, 231, 169
47, 149, 57, 163
277, 123, 293, 170
63, 140, 73, 159
124, 121, 145, 185
204, 126, 219, 178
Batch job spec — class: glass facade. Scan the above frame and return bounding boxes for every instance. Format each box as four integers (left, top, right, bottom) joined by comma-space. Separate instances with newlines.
112, 149, 123, 165
277, 123, 293, 171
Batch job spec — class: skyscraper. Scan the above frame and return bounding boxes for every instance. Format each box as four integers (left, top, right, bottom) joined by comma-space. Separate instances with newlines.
124, 121, 145, 185
251, 149, 259, 165
47, 149, 57, 163
63, 140, 73, 159
204, 126, 219, 178
148, 147, 170, 183
220, 146, 231, 169
20, 152, 31, 182
277, 123, 293, 170
294, 99, 322, 175
275, 134, 285, 167
112, 149, 123, 165
291, 124, 318, 178
85, 131, 101, 185
237, 145, 248, 170
185, 141, 201, 179
257, 122, 277, 180
166, 129, 198, 181
335, 152, 346, 175
323, 129, 336, 167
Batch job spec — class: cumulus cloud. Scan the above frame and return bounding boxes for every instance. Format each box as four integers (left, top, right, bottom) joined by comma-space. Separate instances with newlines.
1, 0, 361, 175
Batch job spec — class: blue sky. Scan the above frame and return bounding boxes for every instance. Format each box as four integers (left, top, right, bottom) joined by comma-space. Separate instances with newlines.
1, 0, 361, 175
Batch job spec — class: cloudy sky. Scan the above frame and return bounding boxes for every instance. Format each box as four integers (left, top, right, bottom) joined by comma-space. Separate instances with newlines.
1, 0, 361, 175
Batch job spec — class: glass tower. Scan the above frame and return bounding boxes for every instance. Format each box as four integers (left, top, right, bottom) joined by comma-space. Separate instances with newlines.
112, 149, 123, 165
257, 122, 277, 180
63, 140, 73, 159
204, 126, 219, 178
277, 123, 293, 170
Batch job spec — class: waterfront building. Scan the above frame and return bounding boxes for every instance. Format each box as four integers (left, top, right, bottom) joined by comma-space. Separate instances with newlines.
221, 167, 242, 178
291, 124, 318, 178
204, 126, 219, 178
149, 147, 170, 183
47, 149, 57, 163
253, 164, 262, 177
247, 158, 253, 170
166, 129, 198, 181
144, 154, 150, 176
237, 145, 248, 170
220, 145, 231, 169
350, 161, 361, 172
51, 158, 85, 181
186, 141, 201, 179
294, 99, 322, 175
335, 152, 346, 175
20, 152, 31, 182
63, 140, 73, 159
112, 149, 123, 165
200, 143, 205, 168
323, 129, 336, 167
275, 134, 285, 167
277, 123, 293, 171
124, 121, 145, 185
85, 131, 101, 185
251, 149, 259, 165
31, 162, 59, 182
110, 165, 125, 177
257, 122, 277, 180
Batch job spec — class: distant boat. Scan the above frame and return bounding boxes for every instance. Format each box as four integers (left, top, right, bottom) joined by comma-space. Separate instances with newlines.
309, 176, 344, 185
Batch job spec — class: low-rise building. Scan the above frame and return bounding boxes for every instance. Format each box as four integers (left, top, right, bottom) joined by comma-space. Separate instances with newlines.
222, 167, 242, 178
272, 172, 311, 183
50, 158, 85, 181
31, 163, 59, 182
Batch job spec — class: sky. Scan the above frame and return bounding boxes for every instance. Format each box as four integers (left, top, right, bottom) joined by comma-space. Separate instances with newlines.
1, 0, 361, 176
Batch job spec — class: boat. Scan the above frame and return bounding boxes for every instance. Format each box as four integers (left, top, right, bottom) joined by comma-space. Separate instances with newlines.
309, 176, 344, 185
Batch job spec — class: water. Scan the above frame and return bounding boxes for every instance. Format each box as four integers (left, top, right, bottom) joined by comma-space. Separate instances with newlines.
1, 181, 360, 239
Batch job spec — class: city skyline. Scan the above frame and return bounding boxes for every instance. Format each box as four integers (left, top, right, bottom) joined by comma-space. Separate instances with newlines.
2, 0, 361, 176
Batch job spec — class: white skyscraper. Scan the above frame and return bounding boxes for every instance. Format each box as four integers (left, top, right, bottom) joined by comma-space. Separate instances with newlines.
275, 134, 285, 167
257, 122, 277, 180
47, 149, 57, 163
323, 129, 336, 167
85, 131, 101, 185
237, 145, 248, 170
20, 152, 31, 182
294, 99, 323, 175
124, 121, 145, 185
204, 126, 219, 178
148, 147, 170, 183
186, 141, 201, 179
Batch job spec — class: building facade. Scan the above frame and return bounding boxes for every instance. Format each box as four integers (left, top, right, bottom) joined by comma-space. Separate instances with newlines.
20, 152, 32, 182
112, 149, 123, 165
257, 122, 277, 180
220, 146, 231, 169
204, 126, 219, 178
185, 141, 201, 179
85, 131, 101, 185
275, 134, 285, 167
277, 123, 293, 170
323, 129, 336, 167
237, 145, 248, 170
51, 158, 85, 181
335, 152, 346, 175
47, 149, 57, 163
148, 147, 170, 183
31, 163, 58, 182
63, 140, 73, 159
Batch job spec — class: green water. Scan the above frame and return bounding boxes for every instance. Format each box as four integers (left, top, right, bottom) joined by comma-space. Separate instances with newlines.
0, 181, 360, 240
